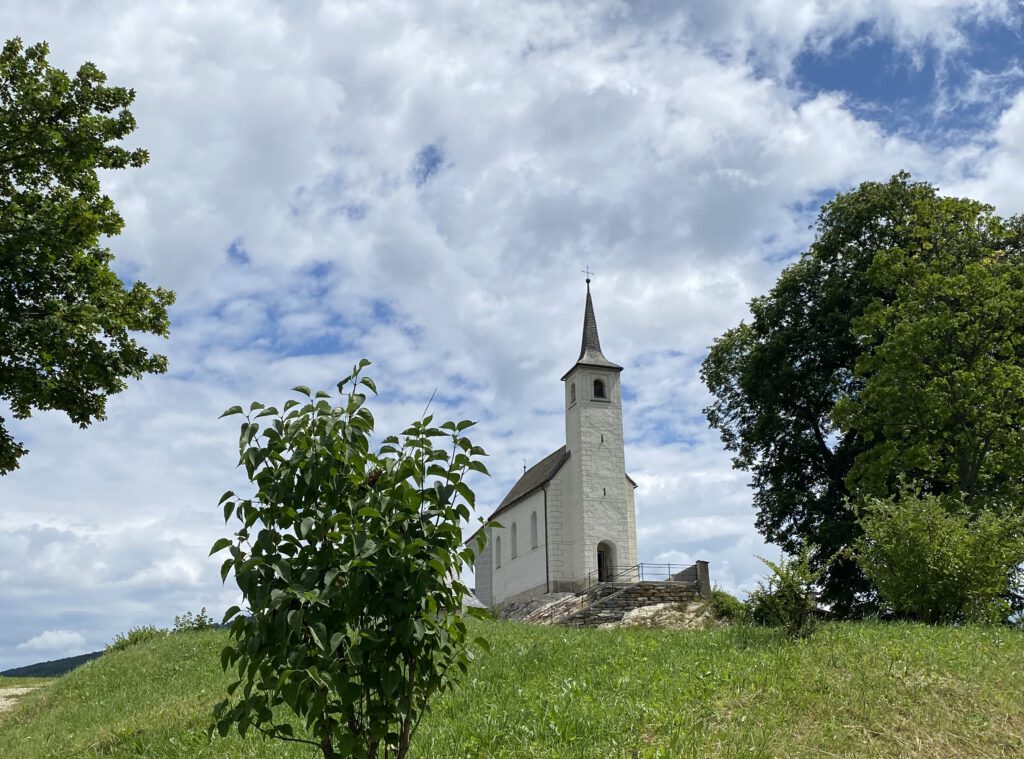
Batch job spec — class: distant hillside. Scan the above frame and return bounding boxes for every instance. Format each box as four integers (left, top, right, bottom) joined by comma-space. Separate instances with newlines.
1, 651, 102, 678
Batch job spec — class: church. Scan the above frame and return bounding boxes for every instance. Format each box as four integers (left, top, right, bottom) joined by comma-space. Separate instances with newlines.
472, 280, 639, 607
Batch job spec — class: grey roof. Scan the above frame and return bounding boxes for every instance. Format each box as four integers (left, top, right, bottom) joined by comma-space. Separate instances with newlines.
490, 445, 570, 519
561, 282, 623, 380
466, 448, 637, 546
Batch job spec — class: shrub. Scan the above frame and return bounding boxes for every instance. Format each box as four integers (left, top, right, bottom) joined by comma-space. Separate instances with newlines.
854, 492, 1024, 624
211, 361, 490, 759
704, 588, 746, 623
105, 625, 167, 653
173, 608, 216, 633
747, 546, 821, 638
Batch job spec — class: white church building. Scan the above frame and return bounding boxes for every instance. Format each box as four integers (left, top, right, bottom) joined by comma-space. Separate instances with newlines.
472, 280, 639, 607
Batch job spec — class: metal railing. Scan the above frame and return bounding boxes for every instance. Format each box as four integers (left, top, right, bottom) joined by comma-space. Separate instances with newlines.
582, 562, 698, 591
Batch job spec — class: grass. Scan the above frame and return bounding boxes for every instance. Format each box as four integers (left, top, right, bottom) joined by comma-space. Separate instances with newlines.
0, 621, 1022, 757
0, 677, 54, 689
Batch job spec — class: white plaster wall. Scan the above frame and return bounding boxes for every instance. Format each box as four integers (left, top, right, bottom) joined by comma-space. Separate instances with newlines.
624, 478, 638, 568
472, 530, 493, 607
489, 490, 548, 605
545, 466, 576, 586
564, 365, 636, 586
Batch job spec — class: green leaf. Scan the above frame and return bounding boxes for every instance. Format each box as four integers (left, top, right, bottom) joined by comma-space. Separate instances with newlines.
209, 538, 232, 556
329, 632, 344, 653
300, 517, 314, 538
219, 406, 243, 419
292, 385, 312, 396
309, 624, 326, 651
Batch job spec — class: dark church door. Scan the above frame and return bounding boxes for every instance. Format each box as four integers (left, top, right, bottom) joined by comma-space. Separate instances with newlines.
597, 548, 608, 582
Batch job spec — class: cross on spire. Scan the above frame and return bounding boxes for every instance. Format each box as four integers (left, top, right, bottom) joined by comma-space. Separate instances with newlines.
582, 266, 594, 289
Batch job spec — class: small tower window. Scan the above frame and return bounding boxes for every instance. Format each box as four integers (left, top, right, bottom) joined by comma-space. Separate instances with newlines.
593, 379, 606, 399
511, 523, 518, 559
530, 511, 538, 549
570, 383, 576, 404
495, 536, 501, 568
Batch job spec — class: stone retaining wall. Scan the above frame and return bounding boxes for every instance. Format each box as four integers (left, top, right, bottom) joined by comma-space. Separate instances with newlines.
561, 581, 702, 627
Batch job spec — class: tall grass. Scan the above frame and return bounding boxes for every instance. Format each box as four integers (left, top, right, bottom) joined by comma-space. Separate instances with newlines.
1, 621, 1022, 757
0, 677, 53, 689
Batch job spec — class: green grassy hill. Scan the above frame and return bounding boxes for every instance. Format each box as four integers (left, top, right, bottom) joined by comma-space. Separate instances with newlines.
1, 620, 1022, 758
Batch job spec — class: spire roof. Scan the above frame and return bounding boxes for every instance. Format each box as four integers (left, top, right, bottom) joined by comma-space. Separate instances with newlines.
561, 279, 622, 380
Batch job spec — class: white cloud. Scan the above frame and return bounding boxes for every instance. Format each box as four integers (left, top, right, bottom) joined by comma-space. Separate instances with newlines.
16, 630, 87, 653
945, 90, 1024, 213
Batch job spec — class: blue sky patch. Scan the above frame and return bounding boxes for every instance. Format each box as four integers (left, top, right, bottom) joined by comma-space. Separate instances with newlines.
412, 143, 445, 187
226, 239, 250, 265
794, 16, 1024, 139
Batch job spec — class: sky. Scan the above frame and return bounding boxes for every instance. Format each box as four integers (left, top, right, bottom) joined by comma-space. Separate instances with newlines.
1, 0, 1023, 670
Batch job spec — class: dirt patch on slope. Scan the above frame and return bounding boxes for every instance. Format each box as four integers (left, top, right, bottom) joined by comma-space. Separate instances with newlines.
0, 685, 43, 713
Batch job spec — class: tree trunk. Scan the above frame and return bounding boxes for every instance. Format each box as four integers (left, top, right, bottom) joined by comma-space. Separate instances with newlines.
321, 737, 335, 759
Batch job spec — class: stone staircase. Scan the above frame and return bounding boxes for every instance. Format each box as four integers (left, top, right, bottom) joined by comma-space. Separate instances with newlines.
519, 583, 622, 625
561, 581, 703, 627
502, 580, 704, 628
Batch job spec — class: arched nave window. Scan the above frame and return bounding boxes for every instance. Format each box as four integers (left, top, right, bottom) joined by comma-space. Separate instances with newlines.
511, 523, 518, 559
495, 536, 501, 568
530, 511, 538, 549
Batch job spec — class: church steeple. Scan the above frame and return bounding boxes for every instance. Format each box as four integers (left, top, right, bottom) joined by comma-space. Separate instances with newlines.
562, 278, 623, 380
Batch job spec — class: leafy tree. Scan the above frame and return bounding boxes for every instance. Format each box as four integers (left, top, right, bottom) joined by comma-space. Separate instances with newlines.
702, 173, 1024, 615
0, 38, 174, 473
854, 491, 1024, 624
211, 361, 490, 759
834, 202, 1024, 503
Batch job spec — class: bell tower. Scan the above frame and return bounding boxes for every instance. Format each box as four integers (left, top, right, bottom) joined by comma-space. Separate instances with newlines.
560, 277, 637, 585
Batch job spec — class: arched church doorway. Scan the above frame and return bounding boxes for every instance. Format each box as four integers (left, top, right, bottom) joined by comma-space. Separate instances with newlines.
597, 540, 617, 582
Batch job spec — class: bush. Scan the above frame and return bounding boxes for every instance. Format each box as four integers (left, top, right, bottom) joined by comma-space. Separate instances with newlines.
211, 361, 490, 759
105, 625, 167, 653
172, 608, 216, 633
854, 492, 1024, 624
747, 546, 821, 638
704, 588, 746, 623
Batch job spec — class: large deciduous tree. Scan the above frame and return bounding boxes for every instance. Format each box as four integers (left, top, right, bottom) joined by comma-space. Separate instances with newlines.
834, 201, 1024, 503
0, 38, 174, 473
701, 173, 1024, 615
